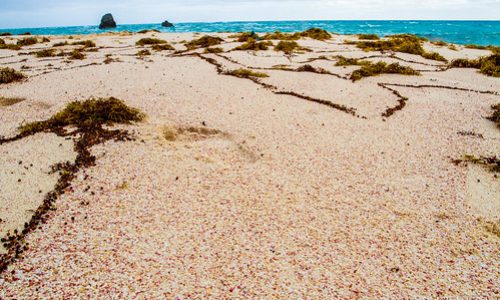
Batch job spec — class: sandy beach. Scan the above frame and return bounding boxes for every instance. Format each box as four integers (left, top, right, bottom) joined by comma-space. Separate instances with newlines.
0, 30, 499, 298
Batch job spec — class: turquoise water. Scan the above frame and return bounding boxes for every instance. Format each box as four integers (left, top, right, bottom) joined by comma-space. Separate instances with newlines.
1, 20, 499, 46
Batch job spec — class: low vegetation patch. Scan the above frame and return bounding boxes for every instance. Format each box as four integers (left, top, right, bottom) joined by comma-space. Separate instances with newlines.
234, 40, 273, 51
449, 53, 499, 77
18, 97, 144, 135
185, 36, 224, 50
358, 34, 380, 40
0, 67, 25, 84
204, 47, 224, 53
53, 41, 69, 47
17, 37, 38, 46
151, 43, 174, 51
431, 40, 448, 46
261, 31, 300, 41
261, 28, 331, 41
335, 56, 369, 66
136, 49, 151, 56
0, 39, 21, 50
227, 68, 269, 78
137, 29, 160, 34
68, 49, 85, 60
136, 38, 167, 46
34, 48, 57, 58
355, 34, 447, 62
230, 32, 260, 42
274, 41, 310, 54
350, 61, 420, 81
487, 103, 500, 129
299, 28, 332, 40
0, 96, 25, 107
421, 51, 447, 62
71, 40, 96, 48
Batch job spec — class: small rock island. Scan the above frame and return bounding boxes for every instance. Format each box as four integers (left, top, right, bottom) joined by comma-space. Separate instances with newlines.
99, 13, 117, 29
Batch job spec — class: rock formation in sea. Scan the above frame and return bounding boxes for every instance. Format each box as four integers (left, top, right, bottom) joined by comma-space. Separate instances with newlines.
99, 14, 117, 29
161, 20, 174, 27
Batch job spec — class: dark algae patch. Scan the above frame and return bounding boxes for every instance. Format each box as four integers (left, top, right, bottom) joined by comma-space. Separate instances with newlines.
274, 41, 310, 54
0, 67, 25, 84
0, 97, 144, 273
453, 155, 500, 174
358, 34, 380, 40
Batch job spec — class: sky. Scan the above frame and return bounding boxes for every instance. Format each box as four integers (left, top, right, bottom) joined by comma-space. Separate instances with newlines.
0, 0, 499, 29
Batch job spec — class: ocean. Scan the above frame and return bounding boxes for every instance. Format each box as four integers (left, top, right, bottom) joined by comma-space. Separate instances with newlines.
1, 20, 499, 46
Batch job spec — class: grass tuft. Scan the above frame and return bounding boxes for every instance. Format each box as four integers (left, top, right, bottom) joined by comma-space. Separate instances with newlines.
350, 61, 420, 81
17, 37, 38, 46
300, 28, 332, 40
487, 103, 500, 129
358, 34, 380, 40
34, 48, 56, 58
234, 40, 273, 51
136, 38, 167, 46
53, 41, 69, 47
68, 49, 85, 60
274, 41, 310, 54
136, 49, 151, 56
0, 96, 25, 107
151, 43, 174, 51
185, 36, 224, 50
0, 67, 25, 84
449, 54, 499, 77
204, 47, 224, 53
261, 31, 300, 41
230, 32, 260, 42
421, 51, 448, 62
18, 97, 144, 135
228, 68, 269, 78
71, 40, 96, 48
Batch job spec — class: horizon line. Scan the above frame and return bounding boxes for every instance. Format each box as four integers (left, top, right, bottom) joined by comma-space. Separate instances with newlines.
1, 19, 499, 31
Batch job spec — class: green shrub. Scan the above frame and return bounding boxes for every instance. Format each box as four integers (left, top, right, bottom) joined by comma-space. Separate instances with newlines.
350, 61, 420, 81
0, 67, 25, 84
